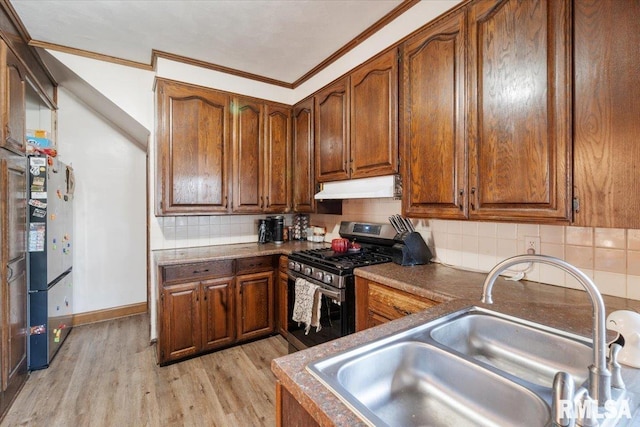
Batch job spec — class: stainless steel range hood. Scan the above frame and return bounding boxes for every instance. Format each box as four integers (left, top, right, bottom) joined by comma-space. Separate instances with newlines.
314, 175, 401, 200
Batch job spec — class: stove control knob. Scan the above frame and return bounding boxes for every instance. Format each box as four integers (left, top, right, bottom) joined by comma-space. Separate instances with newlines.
314, 271, 324, 281
323, 274, 333, 284
293, 262, 301, 272
288, 261, 296, 270
304, 267, 312, 276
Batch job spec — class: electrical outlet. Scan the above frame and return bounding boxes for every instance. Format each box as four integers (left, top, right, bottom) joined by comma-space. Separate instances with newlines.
524, 236, 540, 254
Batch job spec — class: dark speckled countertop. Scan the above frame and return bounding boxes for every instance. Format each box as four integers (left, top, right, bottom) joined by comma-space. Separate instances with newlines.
271, 262, 640, 426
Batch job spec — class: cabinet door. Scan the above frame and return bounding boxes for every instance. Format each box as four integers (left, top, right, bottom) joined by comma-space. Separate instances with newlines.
400, 10, 467, 219
292, 97, 315, 213
6, 257, 27, 391
232, 97, 264, 213
1, 152, 27, 391
1, 44, 26, 154
467, 0, 571, 222
355, 277, 438, 331
160, 282, 201, 363
350, 49, 398, 179
155, 79, 230, 215
236, 271, 274, 342
264, 104, 291, 213
573, 0, 640, 229
277, 270, 288, 336
201, 277, 235, 351
314, 77, 350, 182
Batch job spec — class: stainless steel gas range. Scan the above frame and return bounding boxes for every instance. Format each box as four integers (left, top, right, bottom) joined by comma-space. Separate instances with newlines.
285, 221, 397, 352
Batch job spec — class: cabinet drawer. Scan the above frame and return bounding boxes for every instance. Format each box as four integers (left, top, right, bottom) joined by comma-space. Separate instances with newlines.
236, 256, 275, 274
368, 282, 437, 321
162, 260, 234, 284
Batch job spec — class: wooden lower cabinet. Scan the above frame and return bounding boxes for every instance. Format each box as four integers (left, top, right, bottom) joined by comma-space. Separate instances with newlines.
202, 277, 235, 350
236, 270, 274, 342
355, 277, 439, 331
276, 381, 320, 427
160, 281, 202, 363
277, 256, 289, 336
157, 256, 276, 365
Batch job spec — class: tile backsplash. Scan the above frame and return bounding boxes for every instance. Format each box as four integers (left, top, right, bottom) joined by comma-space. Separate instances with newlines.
150, 198, 639, 300
151, 214, 294, 249
312, 199, 640, 301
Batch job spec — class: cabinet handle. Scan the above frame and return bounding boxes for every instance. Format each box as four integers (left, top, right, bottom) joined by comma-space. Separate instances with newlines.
459, 189, 464, 211
225, 196, 228, 209
260, 196, 264, 208
393, 305, 411, 316
192, 269, 210, 274
266, 196, 269, 207
470, 187, 476, 210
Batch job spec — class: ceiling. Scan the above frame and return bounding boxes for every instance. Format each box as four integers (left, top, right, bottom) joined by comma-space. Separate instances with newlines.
9, 0, 413, 85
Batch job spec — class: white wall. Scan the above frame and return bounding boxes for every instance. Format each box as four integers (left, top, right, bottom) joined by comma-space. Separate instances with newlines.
56, 88, 148, 313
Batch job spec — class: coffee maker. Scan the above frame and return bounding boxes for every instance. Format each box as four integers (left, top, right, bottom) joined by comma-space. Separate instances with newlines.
268, 215, 284, 244
259, 216, 284, 244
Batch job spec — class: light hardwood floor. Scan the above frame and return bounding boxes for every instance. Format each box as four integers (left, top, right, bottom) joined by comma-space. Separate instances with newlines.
1, 314, 288, 426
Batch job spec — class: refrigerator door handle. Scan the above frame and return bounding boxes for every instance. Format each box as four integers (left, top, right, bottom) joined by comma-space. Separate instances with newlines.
7, 265, 12, 281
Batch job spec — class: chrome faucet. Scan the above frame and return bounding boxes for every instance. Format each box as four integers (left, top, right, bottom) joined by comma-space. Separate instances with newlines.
481, 254, 612, 406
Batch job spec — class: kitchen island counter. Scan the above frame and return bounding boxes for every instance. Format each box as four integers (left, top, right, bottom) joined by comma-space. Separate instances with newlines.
272, 262, 640, 426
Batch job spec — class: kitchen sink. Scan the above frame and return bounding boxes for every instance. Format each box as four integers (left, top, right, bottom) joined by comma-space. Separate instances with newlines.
310, 340, 550, 427
429, 308, 592, 388
307, 306, 597, 426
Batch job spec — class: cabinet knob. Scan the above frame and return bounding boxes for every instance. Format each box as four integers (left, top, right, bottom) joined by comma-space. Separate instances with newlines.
459, 189, 464, 211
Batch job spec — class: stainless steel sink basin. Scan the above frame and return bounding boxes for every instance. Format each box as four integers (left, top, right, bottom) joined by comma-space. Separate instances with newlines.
429, 309, 592, 388
310, 340, 550, 427
307, 306, 597, 426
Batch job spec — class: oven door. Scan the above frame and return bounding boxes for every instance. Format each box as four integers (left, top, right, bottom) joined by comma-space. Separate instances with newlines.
286, 271, 354, 351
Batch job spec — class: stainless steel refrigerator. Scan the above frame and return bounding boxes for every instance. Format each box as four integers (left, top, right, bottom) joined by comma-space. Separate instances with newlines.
27, 155, 74, 370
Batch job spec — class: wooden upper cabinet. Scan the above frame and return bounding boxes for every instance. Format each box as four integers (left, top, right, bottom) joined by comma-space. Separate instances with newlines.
573, 0, 640, 229
314, 77, 350, 182
232, 97, 264, 213
1, 43, 26, 154
467, 0, 571, 222
264, 104, 291, 213
401, 10, 467, 219
292, 97, 315, 213
350, 49, 398, 179
155, 79, 230, 215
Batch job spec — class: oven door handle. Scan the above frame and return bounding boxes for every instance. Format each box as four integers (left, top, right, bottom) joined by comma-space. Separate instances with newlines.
287, 271, 342, 302
317, 287, 341, 301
